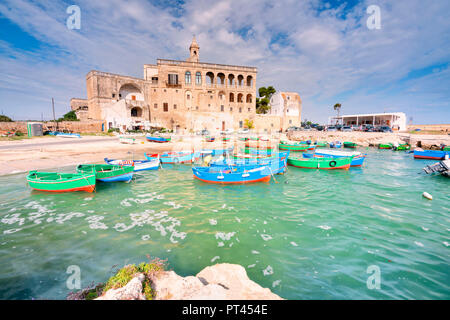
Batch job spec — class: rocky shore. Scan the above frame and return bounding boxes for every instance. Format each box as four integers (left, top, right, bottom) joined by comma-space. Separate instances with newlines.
70, 262, 282, 300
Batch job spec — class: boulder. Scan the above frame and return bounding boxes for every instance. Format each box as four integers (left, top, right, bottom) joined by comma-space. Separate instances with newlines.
96, 273, 146, 300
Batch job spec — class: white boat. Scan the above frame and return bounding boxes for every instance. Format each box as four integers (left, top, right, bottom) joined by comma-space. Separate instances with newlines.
104, 156, 160, 172
315, 149, 361, 157
119, 136, 136, 144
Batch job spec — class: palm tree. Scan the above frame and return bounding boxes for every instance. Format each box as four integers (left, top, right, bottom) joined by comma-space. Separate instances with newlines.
333, 103, 341, 124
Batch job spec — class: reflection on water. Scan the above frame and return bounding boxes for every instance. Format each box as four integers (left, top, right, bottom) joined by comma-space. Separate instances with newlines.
0, 148, 449, 299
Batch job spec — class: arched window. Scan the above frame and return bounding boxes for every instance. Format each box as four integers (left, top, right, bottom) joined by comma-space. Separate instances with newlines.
131, 107, 142, 117
185, 71, 191, 84
237, 93, 243, 103
229, 93, 234, 102
195, 72, 202, 85
246, 94, 252, 103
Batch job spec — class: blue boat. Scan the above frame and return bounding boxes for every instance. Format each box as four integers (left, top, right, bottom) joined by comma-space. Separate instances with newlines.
201, 147, 234, 157
329, 141, 342, 148
104, 157, 160, 171
312, 149, 366, 167
54, 132, 81, 138
211, 151, 289, 174
76, 164, 134, 182
413, 149, 450, 160
145, 151, 199, 164
192, 165, 272, 184
146, 136, 171, 143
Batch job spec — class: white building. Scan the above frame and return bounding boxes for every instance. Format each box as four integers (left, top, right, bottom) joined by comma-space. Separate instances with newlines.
329, 112, 407, 131
268, 92, 302, 129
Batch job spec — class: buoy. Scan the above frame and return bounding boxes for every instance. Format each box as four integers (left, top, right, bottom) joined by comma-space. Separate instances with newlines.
422, 192, 433, 200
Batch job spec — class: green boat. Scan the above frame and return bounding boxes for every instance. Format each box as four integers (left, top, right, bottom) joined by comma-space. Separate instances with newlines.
393, 143, 411, 151
443, 146, 450, 151
315, 141, 328, 147
76, 164, 134, 182
287, 156, 353, 170
378, 143, 393, 150
244, 147, 273, 155
343, 142, 357, 148
239, 137, 249, 141
26, 171, 96, 193
221, 137, 230, 141
279, 142, 310, 151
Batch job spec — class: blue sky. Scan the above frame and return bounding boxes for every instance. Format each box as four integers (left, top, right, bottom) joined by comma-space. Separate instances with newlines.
0, 0, 449, 124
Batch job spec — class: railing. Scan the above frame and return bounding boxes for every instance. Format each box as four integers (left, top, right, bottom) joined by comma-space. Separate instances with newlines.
165, 81, 181, 88
157, 59, 257, 72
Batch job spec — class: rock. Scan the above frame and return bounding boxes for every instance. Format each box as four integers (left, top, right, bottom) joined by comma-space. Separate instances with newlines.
96, 273, 146, 300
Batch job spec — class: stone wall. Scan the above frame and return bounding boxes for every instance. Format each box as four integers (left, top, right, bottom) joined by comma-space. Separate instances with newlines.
0, 121, 105, 134
407, 124, 450, 133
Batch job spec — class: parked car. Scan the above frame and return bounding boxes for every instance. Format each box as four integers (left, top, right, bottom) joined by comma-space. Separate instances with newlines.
303, 126, 312, 131
363, 125, 374, 132
336, 125, 343, 131
327, 126, 337, 132
342, 126, 353, 132
378, 125, 393, 133
351, 125, 360, 131
316, 125, 325, 131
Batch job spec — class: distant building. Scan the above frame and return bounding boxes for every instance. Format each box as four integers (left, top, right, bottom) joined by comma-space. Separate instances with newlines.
268, 92, 302, 130
329, 112, 407, 131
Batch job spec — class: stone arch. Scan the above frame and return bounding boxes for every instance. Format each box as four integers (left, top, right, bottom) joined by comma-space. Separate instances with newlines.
218, 91, 226, 101
246, 75, 253, 87
131, 107, 143, 117
217, 73, 225, 85
119, 83, 143, 101
206, 72, 214, 86
228, 74, 235, 86
229, 92, 235, 103
237, 93, 244, 103
246, 94, 252, 103
237, 75, 244, 86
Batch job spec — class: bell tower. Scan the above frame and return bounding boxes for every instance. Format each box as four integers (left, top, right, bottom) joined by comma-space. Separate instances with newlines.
187, 36, 200, 62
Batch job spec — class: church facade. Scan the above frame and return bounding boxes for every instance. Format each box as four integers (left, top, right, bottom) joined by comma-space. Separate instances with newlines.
71, 38, 301, 133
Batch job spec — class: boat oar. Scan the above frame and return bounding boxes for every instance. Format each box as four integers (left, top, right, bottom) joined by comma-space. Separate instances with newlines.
268, 166, 278, 183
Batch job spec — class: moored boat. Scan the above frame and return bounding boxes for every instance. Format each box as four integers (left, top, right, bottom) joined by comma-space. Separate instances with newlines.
56, 132, 81, 138
315, 141, 328, 147
192, 165, 272, 184
303, 150, 366, 167
288, 155, 353, 170
343, 142, 357, 148
119, 136, 136, 144
205, 136, 215, 142
423, 159, 450, 177
145, 151, 200, 164
278, 142, 310, 151
27, 171, 96, 192
393, 143, 410, 151
378, 143, 393, 149
413, 149, 450, 160
329, 141, 342, 148
146, 136, 171, 143
104, 157, 160, 171
77, 164, 134, 182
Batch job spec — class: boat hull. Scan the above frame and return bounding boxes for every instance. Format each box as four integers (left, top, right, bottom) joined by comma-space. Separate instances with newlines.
192, 166, 272, 184
146, 152, 200, 164
278, 143, 309, 151
414, 150, 450, 160
211, 152, 289, 175
77, 164, 134, 182
288, 156, 352, 170
146, 136, 170, 143
104, 158, 159, 171
27, 171, 96, 193
312, 150, 366, 167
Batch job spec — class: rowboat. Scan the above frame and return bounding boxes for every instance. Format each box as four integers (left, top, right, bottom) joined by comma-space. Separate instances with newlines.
192, 165, 272, 184
303, 150, 366, 167
239, 137, 249, 141
288, 156, 353, 170
442, 146, 450, 151
221, 137, 230, 141
329, 141, 342, 148
27, 171, 96, 193
393, 143, 410, 151
201, 147, 234, 157
378, 143, 393, 149
244, 147, 273, 155
278, 142, 310, 151
205, 136, 215, 142
423, 159, 450, 177
146, 136, 171, 143
77, 164, 134, 182
250, 137, 259, 141
211, 151, 289, 175
145, 151, 200, 164
413, 149, 450, 160
119, 136, 136, 144
343, 142, 357, 148
104, 156, 160, 171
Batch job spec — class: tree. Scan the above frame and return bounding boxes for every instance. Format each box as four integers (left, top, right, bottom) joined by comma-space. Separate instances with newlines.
244, 119, 254, 129
258, 86, 276, 100
0, 115, 13, 122
57, 110, 78, 122
333, 103, 341, 123
256, 86, 276, 114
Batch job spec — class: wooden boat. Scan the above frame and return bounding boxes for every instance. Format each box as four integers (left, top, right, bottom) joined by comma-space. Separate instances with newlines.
329, 141, 342, 148
145, 151, 200, 164
393, 143, 410, 151
119, 136, 136, 144
343, 142, 357, 149
250, 137, 259, 141
378, 143, 393, 149
221, 137, 230, 141
192, 165, 272, 184
239, 137, 249, 141
201, 147, 233, 157
304, 150, 366, 167
413, 149, 450, 160
442, 146, 450, 151
244, 147, 273, 155
146, 136, 171, 143
211, 151, 289, 175
423, 159, 450, 177
278, 142, 309, 151
104, 157, 159, 171
205, 136, 215, 142
77, 164, 134, 182
288, 156, 353, 170
27, 171, 96, 192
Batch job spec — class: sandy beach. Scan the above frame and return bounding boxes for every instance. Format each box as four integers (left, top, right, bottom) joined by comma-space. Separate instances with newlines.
1, 132, 449, 176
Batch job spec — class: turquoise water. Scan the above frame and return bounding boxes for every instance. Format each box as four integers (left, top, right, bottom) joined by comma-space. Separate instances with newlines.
0, 148, 449, 300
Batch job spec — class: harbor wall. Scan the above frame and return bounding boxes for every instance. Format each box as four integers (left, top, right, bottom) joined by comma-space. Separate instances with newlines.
407, 124, 450, 134
0, 120, 105, 134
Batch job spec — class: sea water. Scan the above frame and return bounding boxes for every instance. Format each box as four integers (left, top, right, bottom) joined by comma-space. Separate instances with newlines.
0, 148, 448, 299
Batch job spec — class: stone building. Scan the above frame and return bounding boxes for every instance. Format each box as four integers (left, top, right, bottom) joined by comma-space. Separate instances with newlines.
71, 37, 301, 133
